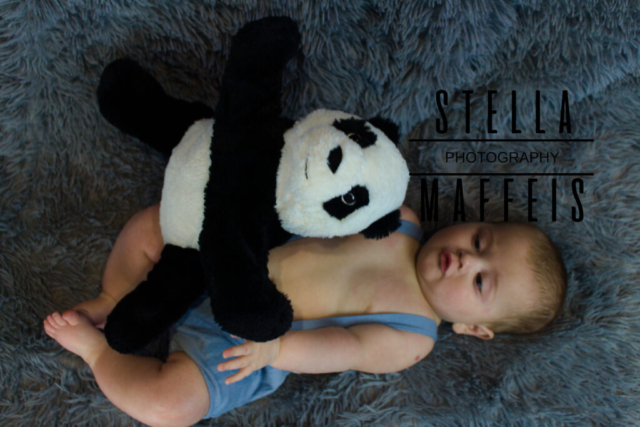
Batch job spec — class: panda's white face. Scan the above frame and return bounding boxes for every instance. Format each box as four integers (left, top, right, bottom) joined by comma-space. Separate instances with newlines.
275, 109, 409, 237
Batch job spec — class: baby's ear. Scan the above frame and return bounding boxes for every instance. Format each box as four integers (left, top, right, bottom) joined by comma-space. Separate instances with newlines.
452, 323, 494, 340
366, 116, 400, 145
360, 209, 401, 240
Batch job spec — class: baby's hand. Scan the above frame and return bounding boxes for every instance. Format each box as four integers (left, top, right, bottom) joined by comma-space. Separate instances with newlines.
218, 336, 281, 385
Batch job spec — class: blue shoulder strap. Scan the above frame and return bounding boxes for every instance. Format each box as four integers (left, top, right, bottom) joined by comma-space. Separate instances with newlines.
395, 220, 424, 242
290, 313, 438, 342
286, 234, 303, 243
286, 219, 423, 243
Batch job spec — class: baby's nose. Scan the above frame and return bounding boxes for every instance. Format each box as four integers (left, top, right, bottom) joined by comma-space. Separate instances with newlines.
459, 250, 477, 270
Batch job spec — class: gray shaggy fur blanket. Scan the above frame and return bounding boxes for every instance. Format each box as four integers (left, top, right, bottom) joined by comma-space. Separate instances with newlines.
1, 1, 639, 426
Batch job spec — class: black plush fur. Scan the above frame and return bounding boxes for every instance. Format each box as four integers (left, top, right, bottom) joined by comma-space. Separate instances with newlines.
323, 185, 370, 220
104, 245, 205, 353
97, 58, 213, 158
333, 118, 377, 148
199, 17, 300, 342
360, 209, 402, 240
99, 16, 404, 352
366, 116, 400, 146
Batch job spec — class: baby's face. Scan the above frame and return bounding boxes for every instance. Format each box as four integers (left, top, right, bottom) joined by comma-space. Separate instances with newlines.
415, 221, 539, 338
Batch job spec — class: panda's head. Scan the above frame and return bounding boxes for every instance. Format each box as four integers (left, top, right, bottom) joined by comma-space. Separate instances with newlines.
275, 109, 409, 239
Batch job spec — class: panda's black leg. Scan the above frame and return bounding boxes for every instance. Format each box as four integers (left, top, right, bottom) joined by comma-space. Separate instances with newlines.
103, 244, 204, 354
97, 58, 213, 158
214, 16, 301, 126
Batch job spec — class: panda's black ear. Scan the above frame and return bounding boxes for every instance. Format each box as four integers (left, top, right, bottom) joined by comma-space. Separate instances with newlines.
360, 209, 402, 240
367, 116, 400, 145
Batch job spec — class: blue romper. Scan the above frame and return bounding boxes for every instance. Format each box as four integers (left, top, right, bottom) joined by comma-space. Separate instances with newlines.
168, 220, 437, 419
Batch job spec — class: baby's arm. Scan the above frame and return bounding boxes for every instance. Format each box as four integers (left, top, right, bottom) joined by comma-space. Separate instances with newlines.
270, 325, 434, 374
216, 327, 360, 385
347, 324, 434, 373
270, 327, 363, 373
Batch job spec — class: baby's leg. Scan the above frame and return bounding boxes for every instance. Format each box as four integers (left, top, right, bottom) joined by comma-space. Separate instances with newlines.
44, 311, 209, 426
74, 204, 164, 327
46, 204, 210, 425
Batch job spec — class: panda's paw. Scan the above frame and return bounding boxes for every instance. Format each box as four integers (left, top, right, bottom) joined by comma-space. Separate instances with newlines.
103, 299, 161, 354
97, 58, 167, 130
227, 16, 301, 77
210, 284, 294, 342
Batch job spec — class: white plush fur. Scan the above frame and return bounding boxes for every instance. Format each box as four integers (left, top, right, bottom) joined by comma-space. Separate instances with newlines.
276, 109, 409, 237
159, 119, 213, 249
159, 110, 409, 245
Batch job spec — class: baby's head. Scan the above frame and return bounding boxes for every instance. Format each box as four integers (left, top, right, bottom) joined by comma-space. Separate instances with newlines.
415, 221, 567, 339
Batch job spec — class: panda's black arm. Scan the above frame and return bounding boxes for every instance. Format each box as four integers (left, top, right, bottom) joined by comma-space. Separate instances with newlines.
214, 17, 301, 126
198, 209, 293, 342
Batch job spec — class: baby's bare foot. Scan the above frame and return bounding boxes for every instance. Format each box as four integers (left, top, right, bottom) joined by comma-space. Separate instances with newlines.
73, 292, 117, 329
44, 310, 109, 368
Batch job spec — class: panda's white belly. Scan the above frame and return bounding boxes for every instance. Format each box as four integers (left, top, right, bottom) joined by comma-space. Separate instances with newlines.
159, 118, 214, 250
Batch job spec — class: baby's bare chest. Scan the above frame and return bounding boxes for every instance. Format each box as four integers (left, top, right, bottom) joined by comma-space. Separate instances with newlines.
267, 233, 426, 321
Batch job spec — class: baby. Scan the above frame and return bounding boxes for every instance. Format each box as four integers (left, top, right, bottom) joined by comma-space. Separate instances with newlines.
44, 203, 567, 426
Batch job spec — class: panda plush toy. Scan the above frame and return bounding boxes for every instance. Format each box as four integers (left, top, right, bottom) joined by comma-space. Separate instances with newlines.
99, 17, 409, 354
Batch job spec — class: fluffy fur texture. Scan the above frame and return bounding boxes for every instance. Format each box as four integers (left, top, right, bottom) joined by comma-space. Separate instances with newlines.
102, 18, 407, 350
2, 1, 640, 425
276, 109, 409, 237
160, 119, 214, 249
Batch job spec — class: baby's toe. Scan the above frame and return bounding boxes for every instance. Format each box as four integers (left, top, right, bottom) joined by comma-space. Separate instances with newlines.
45, 314, 59, 329
43, 319, 56, 336
62, 310, 81, 326
52, 312, 67, 327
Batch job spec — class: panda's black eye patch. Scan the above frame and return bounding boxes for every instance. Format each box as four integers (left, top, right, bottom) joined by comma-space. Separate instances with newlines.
327, 146, 342, 173
333, 118, 376, 148
323, 185, 369, 220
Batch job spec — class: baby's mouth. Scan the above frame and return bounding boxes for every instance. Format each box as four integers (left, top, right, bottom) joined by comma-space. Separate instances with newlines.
440, 249, 451, 275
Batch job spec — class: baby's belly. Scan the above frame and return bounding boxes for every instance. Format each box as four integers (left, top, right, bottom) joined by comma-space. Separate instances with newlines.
267, 232, 420, 321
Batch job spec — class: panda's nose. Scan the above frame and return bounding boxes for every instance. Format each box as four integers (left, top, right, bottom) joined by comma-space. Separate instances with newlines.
327, 146, 342, 174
